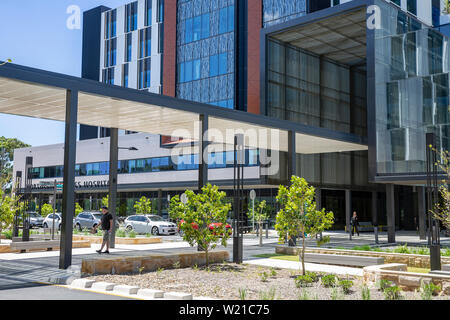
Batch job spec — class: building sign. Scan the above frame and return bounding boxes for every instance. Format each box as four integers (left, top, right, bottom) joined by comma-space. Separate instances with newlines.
31, 180, 109, 191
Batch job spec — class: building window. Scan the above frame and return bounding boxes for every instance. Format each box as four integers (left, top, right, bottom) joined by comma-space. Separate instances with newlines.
157, 0, 164, 23
407, 0, 417, 16
184, 13, 211, 44
123, 64, 129, 87
105, 38, 117, 67
105, 9, 117, 39
139, 58, 151, 89
102, 68, 114, 85
145, 0, 152, 26
219, 6, 234, 35
209, 54, 227, 77
126, 2, 138, 33
391, 0, 401, 7
139, 27, 152, 58
125, 33, 132, 62
201, 14, 210, 39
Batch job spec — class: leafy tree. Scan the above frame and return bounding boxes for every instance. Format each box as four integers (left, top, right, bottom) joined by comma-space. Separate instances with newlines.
75, 203, 83, 217
429, 146, 450, 230
0, 137, 31, 191
169, 184, 231, 266
134, 196, 152, 215
248, 200, 270, 240
275, 176, 334, 275
40, 203, 54, 216
0, 188, 21, 242
101, 195, 109, 208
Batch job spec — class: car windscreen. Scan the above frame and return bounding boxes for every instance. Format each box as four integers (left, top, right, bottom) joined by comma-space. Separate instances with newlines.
28, 212, 40, 218
93, 214, 103, 220
147, 215, 163, 221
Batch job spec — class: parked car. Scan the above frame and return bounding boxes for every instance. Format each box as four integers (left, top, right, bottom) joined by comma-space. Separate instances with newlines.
124, 215, 177, 235
74, 211, 102, 231
43, 213, 63, 230
177, 220, 232, 236
28, 212, 45, 228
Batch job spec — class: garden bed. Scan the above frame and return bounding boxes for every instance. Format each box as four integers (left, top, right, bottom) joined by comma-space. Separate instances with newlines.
87, 263, 449, 300
73, 235, 162, 245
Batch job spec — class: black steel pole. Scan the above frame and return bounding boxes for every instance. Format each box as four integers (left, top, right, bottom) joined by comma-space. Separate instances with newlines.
198, 114, 208, 191
109, 128, 118, 249
372, 191, 379, 244
59, 89, 78, 270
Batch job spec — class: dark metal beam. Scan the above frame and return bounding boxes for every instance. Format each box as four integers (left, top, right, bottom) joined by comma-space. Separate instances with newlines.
386, 184, 396, 243
108, 128, 118, 248
417, 186, 427, 240
345, 189, 352, 240
59, 89, 78, 269
288, 130, 296, 181
372, 191, 378, 244
198, 114, 208, 191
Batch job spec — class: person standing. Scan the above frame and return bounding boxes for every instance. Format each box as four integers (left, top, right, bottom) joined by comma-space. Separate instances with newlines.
351, 211, 360, 236
94, 206, 113, 254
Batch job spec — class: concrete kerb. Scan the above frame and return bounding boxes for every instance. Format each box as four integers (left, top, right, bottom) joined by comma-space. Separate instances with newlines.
67, 278, 199, 300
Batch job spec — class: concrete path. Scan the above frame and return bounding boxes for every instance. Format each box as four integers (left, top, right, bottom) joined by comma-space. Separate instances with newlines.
244, 258, 363, 277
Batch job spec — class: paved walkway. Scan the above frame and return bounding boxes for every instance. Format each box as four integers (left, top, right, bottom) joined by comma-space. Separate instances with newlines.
244, 258, 363, 276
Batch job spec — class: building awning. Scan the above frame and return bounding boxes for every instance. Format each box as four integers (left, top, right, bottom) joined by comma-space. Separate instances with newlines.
0, 63, 367, 154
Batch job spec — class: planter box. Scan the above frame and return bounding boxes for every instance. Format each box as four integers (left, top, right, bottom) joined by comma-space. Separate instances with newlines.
276, 246, 450, 269
363, 263, 450, 292
72, 235, 162, 245
81, 250, 230, 275
0, 240, 90, 254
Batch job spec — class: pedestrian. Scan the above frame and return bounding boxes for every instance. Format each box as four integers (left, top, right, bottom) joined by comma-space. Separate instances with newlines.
94, 206, 113, 254
351, 211, 360, 236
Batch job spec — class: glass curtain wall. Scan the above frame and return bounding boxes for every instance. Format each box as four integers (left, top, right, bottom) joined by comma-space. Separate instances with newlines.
375, 0, 450, 176
176, 0, 235, 109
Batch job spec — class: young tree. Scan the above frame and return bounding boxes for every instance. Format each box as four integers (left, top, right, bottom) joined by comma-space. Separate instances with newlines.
40, 203, 54, 216
430, 147, 450, 230
0, 188, 20, 242
134, 196, 152, 215
275, 176, 334, 275
75, 203, 83, 217
0, 137, 31, 192
169, 184, 231, 266
248, 200, 270, 244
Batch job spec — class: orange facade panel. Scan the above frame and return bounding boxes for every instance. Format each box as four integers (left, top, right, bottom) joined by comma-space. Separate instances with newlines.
162, 0, 177, 97
247, 0, 262, 115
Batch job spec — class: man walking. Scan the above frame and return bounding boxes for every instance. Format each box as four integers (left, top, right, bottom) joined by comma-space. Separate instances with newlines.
351, 211, 360, 236
94, 206, 113, 254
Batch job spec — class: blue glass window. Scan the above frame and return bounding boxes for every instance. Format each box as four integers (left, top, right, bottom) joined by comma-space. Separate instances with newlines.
139, 58, 151, 89
219, 53, 227, 75
123, 63, 129, 87
227, 6, 234, 32
157, 0, 164, 23
185, 18, 193, 43
219, 8, 228, 34
193, 16, 201, 41
201, 14, 210, 39
145, 0, 152, 26
185, 60, 193, 82
140, 27, 152, 58
126, 33, 132, 62
126, 2, 138, 32
193, 59, 201, 80
209, 55, 219, 77
178, 62, 185, 83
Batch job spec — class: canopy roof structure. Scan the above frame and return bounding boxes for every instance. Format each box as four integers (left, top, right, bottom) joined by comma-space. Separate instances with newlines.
0, 63, 367, 154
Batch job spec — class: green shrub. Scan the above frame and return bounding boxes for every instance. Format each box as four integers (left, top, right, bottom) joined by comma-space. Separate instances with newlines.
305, 271, 320, 282
239, 288, 247, 300
420, 282, 441, 300
376, 279, 392, 291
2, 230, 12, 239
298, 289, 310, 300
416, 247, 429, 255
393, 244, 410, 254
442, 248, 450, 257
352, 245, 371, 251
259, 271, 269, 282
338, 279, 353, 294
383, 285, 402, 300
115, 228, 126, 238
270, 267, 278, 277
316, 236, 330, 247
361, 285, 371, 300
321, 274, 336, 288
258, 288, 277, 300
128, 230, 136, 238
330, 287, 343, 300
295, 274, 314, 288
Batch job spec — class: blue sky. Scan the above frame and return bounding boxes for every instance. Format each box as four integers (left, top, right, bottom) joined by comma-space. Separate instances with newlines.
0, 0, 131, 146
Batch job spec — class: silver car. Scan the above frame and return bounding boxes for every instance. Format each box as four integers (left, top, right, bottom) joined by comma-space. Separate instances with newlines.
74, 211, 102, 231
124, 215, 177, 235
27, 212, 44, 228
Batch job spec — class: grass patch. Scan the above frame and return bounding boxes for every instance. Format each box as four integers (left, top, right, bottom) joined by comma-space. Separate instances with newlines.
254, 254, 300, 262
407, 267, 430, 274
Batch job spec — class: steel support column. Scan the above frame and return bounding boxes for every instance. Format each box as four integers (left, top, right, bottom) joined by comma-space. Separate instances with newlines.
59, 89, 78, 269
372, 191, 379, 244
288, 130, 296, 180
417, 186, 427, 240
345, 189, 352, 240
198, 114, 208, 191
108, 128, 118, 248
386, 184, 396, 243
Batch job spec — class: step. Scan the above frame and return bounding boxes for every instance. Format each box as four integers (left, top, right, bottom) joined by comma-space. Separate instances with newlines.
164, 292, 193, 300
70, 279, 95, 289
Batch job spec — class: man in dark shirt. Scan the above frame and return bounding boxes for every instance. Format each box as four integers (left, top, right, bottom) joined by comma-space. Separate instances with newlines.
94, 206, 113, 254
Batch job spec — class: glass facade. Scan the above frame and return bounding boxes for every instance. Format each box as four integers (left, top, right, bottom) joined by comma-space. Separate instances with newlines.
29, 150, 259, 179
126, 2, 138, 33
375, 0, 450, 176
263, 0, 306, 27
176, 0, 235, 109
138, 57, 151, 89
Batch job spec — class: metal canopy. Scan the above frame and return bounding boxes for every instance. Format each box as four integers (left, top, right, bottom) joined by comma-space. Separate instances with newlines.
0, 63, 367, 154
268, 7, 367, 66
